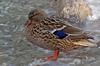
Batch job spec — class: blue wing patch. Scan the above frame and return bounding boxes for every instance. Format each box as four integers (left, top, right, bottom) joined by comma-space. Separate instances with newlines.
53, 30, 68, 39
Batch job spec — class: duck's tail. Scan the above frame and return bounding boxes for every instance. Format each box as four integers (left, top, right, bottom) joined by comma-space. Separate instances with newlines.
74, 39, 97, 47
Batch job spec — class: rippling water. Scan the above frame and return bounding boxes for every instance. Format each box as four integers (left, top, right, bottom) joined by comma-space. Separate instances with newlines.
0, 0, 100, 66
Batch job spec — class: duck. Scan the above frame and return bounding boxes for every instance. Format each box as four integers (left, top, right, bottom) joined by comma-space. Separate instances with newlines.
24, 9, 96, 61
48, 0, 92, 27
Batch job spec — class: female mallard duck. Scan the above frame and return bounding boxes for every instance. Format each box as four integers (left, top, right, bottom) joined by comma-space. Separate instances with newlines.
48, 0, 92, 27
24, 9, 96, 61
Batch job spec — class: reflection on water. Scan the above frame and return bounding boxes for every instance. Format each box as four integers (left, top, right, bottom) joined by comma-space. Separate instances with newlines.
0, 0, 100, 66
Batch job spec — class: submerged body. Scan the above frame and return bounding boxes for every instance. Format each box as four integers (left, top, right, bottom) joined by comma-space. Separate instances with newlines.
48, 0, 92, 27
24, 9, 96, 61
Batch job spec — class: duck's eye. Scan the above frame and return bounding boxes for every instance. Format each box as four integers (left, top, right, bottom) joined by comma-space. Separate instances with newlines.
28, 11, 39, 19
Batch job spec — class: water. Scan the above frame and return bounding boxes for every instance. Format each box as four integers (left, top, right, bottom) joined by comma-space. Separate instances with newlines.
0, 0, 100, 66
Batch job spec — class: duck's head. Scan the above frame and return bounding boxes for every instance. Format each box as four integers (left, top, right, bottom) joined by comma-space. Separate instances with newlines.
28, 9, 45, 20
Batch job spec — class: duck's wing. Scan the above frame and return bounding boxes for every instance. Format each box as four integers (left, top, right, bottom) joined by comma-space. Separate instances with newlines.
48, 16, 83, 34
62, 24, 83, 34
46, 18, 96, 47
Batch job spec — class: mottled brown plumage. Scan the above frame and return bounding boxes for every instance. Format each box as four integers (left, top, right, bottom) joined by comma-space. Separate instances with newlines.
24, 9, 95, 53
